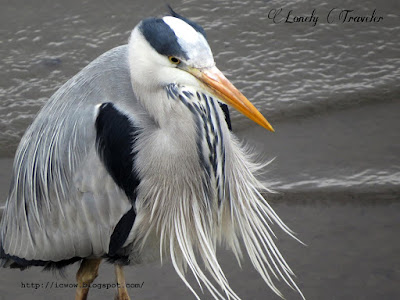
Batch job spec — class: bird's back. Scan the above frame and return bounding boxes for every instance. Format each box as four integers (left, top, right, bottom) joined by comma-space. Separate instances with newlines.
0, 45, 137, 268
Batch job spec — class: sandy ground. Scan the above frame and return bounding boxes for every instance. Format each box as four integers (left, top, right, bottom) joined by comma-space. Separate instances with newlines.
1, 157, 399, 299
1, 100, 400, 299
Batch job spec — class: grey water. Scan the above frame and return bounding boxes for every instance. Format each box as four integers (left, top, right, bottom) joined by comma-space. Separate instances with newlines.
0, 0, 399, 299
0, 0, 399, 192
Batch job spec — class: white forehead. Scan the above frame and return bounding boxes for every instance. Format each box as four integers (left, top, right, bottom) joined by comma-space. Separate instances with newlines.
163, 16, 214, 68
163, 16, 199, 43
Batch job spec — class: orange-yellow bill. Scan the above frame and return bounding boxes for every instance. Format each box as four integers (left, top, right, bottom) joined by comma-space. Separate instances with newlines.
190, 66, 274, 132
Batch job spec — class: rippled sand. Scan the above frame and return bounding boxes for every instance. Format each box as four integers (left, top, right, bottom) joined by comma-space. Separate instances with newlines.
0, 181, 399, 299
1, 0, 399, 299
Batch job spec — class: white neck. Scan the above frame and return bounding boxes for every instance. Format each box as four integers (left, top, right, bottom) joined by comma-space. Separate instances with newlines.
128, 28, 194, 127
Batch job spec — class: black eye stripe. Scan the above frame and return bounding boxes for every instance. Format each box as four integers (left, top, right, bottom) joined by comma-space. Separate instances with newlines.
139, 18, 188, 59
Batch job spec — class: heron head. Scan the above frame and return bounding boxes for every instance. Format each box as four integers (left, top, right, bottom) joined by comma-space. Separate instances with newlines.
128, 10, 274, 132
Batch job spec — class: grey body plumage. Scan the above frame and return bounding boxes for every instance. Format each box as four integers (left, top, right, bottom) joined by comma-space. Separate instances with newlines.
0, 9, 303, 300
1, 46, 135, 266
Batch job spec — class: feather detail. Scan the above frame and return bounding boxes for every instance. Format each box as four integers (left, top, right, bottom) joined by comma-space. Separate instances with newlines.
129, 87, 303, 300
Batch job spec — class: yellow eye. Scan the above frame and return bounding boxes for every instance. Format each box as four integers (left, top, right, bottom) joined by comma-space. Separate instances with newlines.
169, 56, 180, 64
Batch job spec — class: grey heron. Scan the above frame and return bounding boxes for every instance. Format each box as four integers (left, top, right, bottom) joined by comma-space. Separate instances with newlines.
0, 8, 303, 300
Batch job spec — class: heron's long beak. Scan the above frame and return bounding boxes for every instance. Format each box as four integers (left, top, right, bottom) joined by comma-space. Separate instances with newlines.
190, 66, 274, 132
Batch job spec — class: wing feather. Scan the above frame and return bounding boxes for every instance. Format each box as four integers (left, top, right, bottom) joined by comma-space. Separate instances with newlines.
0, 45, 141, 268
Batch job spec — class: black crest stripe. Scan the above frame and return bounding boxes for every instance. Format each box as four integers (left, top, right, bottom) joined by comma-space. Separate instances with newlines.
140, 18, 188, 59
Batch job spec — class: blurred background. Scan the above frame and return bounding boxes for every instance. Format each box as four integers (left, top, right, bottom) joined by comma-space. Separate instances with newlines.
0, 0, 399, 299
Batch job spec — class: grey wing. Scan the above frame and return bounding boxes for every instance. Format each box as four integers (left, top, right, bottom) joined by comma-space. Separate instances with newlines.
0, 45, 141, 267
